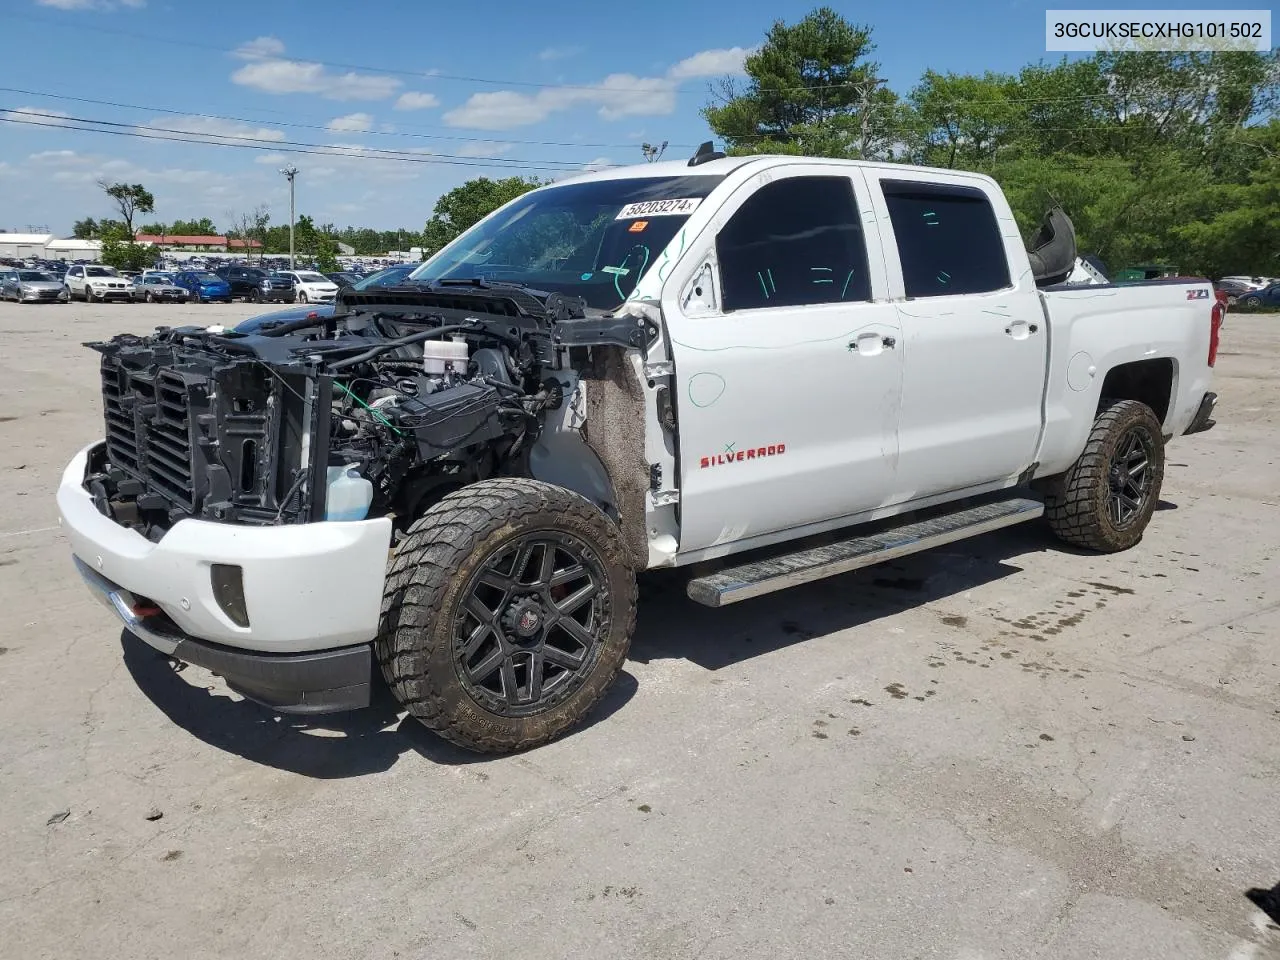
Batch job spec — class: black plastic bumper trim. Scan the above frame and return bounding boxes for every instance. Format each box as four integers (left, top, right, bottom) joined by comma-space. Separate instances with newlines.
173, 637, 373, 715
1184, 391, 1217, 435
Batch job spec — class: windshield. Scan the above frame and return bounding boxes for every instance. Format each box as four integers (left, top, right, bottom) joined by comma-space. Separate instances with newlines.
195, 272, 221, 282
411, 175, 725, 309
86, 266, 115, 277
295, 272, 328, 283
18, 271, 52, 282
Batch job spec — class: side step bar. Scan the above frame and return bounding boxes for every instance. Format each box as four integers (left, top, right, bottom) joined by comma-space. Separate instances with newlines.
685, 496, 1044, 608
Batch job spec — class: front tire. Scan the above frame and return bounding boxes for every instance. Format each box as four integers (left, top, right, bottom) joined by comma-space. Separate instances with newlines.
1045, 399, 1165, 553
1244, 295, 1261, 307
376, 479, 637, 753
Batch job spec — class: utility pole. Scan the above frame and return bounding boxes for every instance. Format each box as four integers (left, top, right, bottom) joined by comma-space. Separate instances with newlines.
279, 164, 298, 269
641, 141, 668, 162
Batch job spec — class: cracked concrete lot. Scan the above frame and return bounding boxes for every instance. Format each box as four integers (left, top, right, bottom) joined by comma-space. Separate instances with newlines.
1, 302, 1277, 960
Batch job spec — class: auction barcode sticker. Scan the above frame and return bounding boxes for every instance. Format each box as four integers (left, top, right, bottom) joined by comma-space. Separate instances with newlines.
615, 198, 702, 219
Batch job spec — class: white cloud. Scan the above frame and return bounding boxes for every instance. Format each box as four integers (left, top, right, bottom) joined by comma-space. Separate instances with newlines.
29, 149, 82, 162
667, 46, 752, 79
582, 156, 613, 172
443, 74, 675, 130
230, 37, 401, 101
254, 153, 288, 165
453, 141, 512, 158
327, 112, 374, 133
394, 91, 440, 111
444, 47, 752, 130
538, 46, 583, 61
36, 0, 144, 8
145, 115, 286, 143
232, 36, 285, 60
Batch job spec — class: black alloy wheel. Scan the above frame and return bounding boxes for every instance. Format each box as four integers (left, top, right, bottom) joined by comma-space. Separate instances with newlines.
454, 532, 609, 716
1107, 424, 1156, 528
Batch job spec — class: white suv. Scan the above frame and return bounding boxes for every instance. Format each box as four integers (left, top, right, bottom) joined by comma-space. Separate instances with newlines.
278, 270, 339, 304
65, 264, 135, 302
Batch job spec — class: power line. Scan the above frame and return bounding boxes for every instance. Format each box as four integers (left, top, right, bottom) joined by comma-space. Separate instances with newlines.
2, 107, 602, 168
0, 86, 676, 150
0, 113, 601, 173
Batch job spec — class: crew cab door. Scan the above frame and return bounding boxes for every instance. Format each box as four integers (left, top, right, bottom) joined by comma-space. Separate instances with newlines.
663, 167, 903, 554
868, 175, 1047, 501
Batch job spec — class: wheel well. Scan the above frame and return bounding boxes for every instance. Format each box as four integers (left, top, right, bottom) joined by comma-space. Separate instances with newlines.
1099, 359, 1173, 425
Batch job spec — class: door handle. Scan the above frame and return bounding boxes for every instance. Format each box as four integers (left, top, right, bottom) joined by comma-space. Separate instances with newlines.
1004, 321, 1039, 340
848, 333, 896, 354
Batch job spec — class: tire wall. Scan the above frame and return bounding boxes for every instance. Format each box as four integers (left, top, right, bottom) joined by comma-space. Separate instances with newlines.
579, 346, 649, 569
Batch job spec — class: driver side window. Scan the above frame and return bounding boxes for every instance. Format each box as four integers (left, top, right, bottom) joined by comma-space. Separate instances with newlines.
716, 176, 871, 312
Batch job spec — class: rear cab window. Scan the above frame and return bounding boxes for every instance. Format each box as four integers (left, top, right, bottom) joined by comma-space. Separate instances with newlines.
880, 180, 1010, 298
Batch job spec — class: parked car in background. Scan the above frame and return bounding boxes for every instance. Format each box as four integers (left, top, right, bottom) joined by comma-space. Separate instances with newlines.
3, 269, 70, 303
65, 264, 134, 302
350, 262, 418, 289
325, 271, 364, 287
276, 270, 339, 304
1213, 278, 1255, 304
1237, 283, 1280, 309
1220, 275, 1275, 290
173, 270, 233, 303
214, 264, 295, 303
0, 269, 17, 292
132, 275, 189, 303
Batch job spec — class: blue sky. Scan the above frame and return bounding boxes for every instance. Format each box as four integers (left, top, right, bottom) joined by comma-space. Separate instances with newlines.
2, 0, 1077, 236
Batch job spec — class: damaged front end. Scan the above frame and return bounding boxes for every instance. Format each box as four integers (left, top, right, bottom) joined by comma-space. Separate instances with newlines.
85, 283, 659, 545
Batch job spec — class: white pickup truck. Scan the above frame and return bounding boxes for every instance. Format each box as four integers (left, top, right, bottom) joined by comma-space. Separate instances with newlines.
58, 147, 1222, 752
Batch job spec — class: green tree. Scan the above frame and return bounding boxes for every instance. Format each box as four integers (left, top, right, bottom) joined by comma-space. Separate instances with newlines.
315, 236, 340, 272
703, 7, 899, 159
72, 217, 99, 239
99, 181, 155, 237
905, 71, 1025, 168
294, 214, 318, 259
99, 222, 160, 271
422, 176, 543, 252
168, 217, 218, 236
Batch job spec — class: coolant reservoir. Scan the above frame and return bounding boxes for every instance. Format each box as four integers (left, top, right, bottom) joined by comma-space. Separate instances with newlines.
324, 465, 373, 522
422, 338, 468, 375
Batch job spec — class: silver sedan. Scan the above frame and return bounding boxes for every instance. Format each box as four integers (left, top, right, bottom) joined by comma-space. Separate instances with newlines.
132, 275, 190, 303
2, 270, 70, 303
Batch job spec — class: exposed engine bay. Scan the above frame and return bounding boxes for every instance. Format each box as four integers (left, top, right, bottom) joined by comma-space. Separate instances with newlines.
86, 283, 658, 542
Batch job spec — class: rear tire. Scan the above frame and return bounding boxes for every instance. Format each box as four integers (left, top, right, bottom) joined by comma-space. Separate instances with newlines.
298, 291, 308, 304
1044, 399, 1165, 553
376, 479, 637, 753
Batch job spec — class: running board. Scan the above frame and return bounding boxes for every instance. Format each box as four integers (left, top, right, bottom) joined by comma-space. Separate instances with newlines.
685, 497, 1044, 608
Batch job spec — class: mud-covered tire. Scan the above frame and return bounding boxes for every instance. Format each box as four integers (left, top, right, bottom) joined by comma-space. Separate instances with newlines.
376, 478, 637, 753
1044, 398, 1165, 552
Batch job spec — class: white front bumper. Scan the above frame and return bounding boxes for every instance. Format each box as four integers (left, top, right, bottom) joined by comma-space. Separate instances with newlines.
58, 443, 394, 654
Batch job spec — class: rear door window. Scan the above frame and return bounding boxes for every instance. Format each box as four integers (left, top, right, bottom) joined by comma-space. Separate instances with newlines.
881, 181, 1011, 297
716, 176, 871, 312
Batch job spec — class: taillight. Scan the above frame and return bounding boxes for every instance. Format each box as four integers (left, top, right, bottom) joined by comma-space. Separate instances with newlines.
1208, 297, 1224, 367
